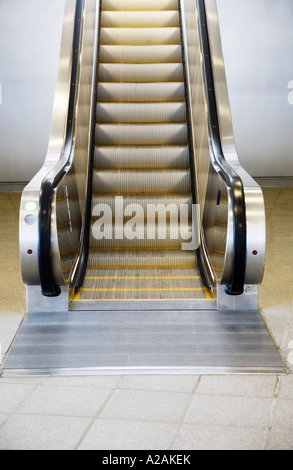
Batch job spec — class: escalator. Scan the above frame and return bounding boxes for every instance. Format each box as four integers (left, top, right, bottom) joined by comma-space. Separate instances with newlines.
4, 0, 285, 375
78, 0, 208, 304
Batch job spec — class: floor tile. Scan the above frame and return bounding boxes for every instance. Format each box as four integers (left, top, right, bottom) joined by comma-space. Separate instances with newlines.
173, 423, 266, 450
271, 398, 293, 432
265, 429, 293, 450
0, 382, 36, 413
17, 385, 113, 418
278, 375, 293, 399
0, 414, 9, 428
100, 389, 190, 423
117, 375, 199, 393
184, 394, 273, 429
195, 376, 277, 398
34, 375, 122, 389
0, 414, 91, 450
78, 419, 178, 450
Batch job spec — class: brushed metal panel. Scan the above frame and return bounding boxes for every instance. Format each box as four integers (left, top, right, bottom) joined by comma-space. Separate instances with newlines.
2, 309, 285, 375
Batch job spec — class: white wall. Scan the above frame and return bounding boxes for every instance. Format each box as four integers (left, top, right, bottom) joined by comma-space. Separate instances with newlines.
0, 0, 292, 182
0, 0, 65, 183
217, 0, 293, 177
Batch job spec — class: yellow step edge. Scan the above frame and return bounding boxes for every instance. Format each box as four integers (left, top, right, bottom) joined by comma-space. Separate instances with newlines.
88, 247, 193, 251
73, 297, 209, 302
203, 286, 213, 300
84, 276, 201, 280
81, 287, 205, 292
86, 265, 197, 270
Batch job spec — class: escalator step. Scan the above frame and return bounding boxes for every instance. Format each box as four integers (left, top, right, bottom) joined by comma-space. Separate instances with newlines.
89, 221, 193, 249
100, 27, 181, 46
98, 63, 184, 82
92, 169, 192, 194
96, 102, 187, 123
97, 82, 185, 103
101, 11, 180, 28
102, 0, 179, 11
91, 194, 193, 218
87, 249, 197, 268
99, 45, 182, 64
95, 123, 188, 146
94, 146, 190, 169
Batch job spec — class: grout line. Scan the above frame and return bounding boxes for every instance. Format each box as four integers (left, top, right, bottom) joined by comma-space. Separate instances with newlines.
169, 376, 201, 449
263, 375, 281, 450
74, 388, 116, 450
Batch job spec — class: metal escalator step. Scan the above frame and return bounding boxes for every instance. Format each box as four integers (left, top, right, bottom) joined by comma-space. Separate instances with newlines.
83, 277, 203, 290
79, 267, 205, 300
99, 45, 182, 64
96, 102, 187, 124
92, 170, 191, 194
101, 11, 180, 28
100, 27, 181, 46
97, 82, 185, 103
98, 63, 184, 82
78, 289, 205, 301
95, 124, 188, 146
94, 146, 190, 169
89, 221, 193, 249
102, 0, 179, 11
91, 194, 193, 218
84, 267, 200, 278
87, 249, 197, 268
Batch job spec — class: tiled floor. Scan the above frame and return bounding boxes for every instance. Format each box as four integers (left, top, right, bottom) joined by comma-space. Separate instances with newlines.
0, 189, 292, 450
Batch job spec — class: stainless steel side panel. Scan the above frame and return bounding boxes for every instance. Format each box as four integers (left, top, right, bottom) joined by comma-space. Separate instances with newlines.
181, 0, 266, 288
19, 0, 99, 295
205, 0, 266, 286
19, 0, 77, 287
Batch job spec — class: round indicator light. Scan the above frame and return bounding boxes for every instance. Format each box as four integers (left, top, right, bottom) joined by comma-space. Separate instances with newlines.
252, 250, 258, 256
25, 202, 37, 211
27, 250, 33, 255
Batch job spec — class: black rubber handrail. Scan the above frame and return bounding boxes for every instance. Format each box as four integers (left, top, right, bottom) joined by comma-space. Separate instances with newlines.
38, 0, 84, 297
197, 0, 247, 295
73, 4, 102, 291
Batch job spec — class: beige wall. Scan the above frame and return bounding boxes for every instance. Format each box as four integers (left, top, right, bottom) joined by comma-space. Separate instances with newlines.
0, 0, 292, 182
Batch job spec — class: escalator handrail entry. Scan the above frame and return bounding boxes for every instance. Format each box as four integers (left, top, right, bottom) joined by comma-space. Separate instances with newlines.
38, 0, 84, 297
197, 0, 247, 295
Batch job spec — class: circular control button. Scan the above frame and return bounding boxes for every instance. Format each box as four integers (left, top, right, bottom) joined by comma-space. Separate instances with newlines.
24, 214, 36, 225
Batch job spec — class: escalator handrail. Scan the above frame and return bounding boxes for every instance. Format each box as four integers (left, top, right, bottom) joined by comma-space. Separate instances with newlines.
38, 0, 84, 297
197, 0, 247, 295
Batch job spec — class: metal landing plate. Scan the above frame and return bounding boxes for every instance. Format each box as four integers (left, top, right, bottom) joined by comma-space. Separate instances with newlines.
1, 309, 285, 376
